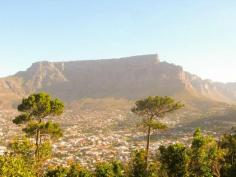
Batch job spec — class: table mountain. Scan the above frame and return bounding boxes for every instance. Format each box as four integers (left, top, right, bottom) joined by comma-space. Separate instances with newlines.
0, 54, 235, 108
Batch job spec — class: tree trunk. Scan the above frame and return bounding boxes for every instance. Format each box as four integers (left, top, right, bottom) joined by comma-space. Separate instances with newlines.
35, 118, 42, 159
35, 128, 40, 158
145, 125, 151, 169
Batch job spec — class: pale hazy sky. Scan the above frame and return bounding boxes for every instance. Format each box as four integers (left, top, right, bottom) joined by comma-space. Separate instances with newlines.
0, 0, 235, 82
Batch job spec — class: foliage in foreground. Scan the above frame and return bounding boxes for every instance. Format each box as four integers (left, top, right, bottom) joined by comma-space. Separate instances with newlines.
0, 93, 236, 176
0, 128, 235, 177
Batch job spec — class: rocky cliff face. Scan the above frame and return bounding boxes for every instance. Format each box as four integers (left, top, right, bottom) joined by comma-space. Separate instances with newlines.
1, 54, 236, 108
13, 54, 186, 101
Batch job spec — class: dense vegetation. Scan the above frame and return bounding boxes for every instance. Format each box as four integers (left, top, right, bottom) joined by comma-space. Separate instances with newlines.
0, 93, 236, 177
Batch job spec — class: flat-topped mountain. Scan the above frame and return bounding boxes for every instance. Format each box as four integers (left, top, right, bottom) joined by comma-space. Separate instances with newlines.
0, 54, 236, 108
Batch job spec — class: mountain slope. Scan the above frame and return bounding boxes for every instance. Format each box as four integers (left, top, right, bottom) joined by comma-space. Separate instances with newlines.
0, 54, 236, 108
0, 77, 24, 108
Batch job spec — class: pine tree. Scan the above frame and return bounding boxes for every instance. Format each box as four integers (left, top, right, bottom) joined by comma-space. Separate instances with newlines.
12, 92, 64, 176
131, 96, 184, 167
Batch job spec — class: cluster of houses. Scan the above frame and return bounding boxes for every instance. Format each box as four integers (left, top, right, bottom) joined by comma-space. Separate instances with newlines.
0, 105, 232, 167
